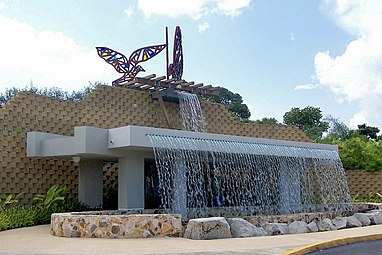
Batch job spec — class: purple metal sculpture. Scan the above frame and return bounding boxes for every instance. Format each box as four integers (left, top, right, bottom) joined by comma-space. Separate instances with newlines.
96, 26, 184, 85
96, 44, 166, 85
168, 26, 183, 80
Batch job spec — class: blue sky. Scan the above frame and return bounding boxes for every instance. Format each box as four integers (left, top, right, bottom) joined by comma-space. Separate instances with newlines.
1, 0, 382, 129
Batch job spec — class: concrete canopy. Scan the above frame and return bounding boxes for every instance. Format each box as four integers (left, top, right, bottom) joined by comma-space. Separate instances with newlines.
26, 125, 339, 210
27, 125, 338, 160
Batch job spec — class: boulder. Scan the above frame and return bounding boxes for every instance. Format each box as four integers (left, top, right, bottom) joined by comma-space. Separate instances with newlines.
184, 217, 232, 240
346, 216, 362, 228
227, 218, 267, 237
317, 218, 336, 231
288, 221, 308, 234
353, 213, 371, 226
307, 221, 318, 233
332, 217, 347, 230
365, 210, 382, 225
265, 223, 289, 236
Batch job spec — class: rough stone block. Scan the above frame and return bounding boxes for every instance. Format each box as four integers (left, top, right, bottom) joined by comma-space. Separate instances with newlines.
366, 210, 382, 225
184, 217, 232, 240
332, 217, 347, 230
317, 218, 336, 231
307, 221, 318, 232
346, 216, 362, 228
227, 218, 267, 238
353, 213, 371, 226
265, 223, 289, 236
288, 221, 308, 234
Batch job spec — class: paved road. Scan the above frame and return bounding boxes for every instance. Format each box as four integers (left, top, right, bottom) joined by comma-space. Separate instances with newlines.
1, 225, 382, 255
308, 239, 382, 255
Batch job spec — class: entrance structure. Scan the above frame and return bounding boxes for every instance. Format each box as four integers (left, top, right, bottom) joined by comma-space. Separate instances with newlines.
27, 125, 342, 212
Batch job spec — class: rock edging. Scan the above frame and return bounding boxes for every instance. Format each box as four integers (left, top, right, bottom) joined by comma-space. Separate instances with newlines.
183, 210, 382, 240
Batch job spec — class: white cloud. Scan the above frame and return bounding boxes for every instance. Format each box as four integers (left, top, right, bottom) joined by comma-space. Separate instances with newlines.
198, 22, 210, 32
0, 15, 115, 91
0, 2, 4, 11
349, 112, 367, 129
137, 0, 251, 20
215, 0, 252, 17
124, 5, 135, 18
314, 0, 382, 127
294, 83, 320, 90
290, 32, 295, 41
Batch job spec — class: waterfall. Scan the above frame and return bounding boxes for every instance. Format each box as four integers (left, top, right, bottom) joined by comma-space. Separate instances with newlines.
147, 134, 352, 219
177, 91, 206, 132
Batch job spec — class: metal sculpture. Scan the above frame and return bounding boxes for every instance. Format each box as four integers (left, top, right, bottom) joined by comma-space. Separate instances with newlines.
96, 44, 166, 85
168, 26, 183, 80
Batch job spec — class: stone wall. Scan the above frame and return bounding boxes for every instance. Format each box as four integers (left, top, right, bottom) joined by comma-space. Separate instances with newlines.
346, 170, 382, 198
0, 85, 311, 203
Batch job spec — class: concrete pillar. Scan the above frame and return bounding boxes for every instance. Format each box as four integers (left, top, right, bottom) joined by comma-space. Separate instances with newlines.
118, 151, 153, 210
78, 159, 103, 208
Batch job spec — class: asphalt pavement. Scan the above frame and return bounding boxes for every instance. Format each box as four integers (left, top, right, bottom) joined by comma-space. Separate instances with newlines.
308, 239, 382, 255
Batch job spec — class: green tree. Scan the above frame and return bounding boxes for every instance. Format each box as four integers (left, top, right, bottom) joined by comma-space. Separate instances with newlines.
0, 83, 99, 108
323, 115, 350, 141
357, 124, 380, 140
202, 87, 251, 120
283, 106, 329, 141
254, 117, 279, 125
339, 137, 382, 171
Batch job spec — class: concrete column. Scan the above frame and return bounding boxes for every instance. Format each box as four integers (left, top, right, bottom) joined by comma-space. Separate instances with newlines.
78, 159, 103, 208
118, 151, 153, 210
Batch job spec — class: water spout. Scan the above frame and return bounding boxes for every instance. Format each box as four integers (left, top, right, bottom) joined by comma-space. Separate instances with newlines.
177, 91, 206, 132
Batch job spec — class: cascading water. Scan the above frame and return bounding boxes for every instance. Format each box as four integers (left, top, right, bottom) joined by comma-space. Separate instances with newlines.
147, 134, 352, 219
177, 91, 206, 132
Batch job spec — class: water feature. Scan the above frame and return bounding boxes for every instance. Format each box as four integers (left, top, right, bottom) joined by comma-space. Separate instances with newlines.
177, 91, 206, 132
147, 135, 352, 219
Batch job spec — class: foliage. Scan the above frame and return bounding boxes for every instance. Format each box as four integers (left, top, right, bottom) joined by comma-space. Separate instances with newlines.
253, 117, 279, 125
324, 115, 350, 140
0, 83, 99, 108
352, 192, 382, 203
0, 186, 91, 231
283, 106, 329, 141
0, 193, 23, 210
319, 117, 382, 171
338, 137, 382, 172
33, 185, 67, 210
0, 206, 38, 231
202, 87, 251, 120
357, 124, 380, 140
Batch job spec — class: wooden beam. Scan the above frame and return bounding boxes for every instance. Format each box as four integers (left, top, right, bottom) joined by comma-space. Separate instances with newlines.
142, 74, 156, 79
154, 90, 172, 129
153, 76, 166, 81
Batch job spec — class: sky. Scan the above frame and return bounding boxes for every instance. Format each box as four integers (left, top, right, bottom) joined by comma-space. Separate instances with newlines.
1, 0, 382, 129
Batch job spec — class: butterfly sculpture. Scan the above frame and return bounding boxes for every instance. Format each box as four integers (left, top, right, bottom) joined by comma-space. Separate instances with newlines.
168, 26, 183, 80
96, 44, 166, 85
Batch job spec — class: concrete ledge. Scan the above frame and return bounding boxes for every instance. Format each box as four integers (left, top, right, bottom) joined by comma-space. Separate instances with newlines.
28, 125, 339, 160
51, 212, 182, 238
283, 233, 382, 255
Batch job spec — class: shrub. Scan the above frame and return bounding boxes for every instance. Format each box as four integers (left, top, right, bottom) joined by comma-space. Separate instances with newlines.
0, 206, 38, 231
0, 193, 23, 210
0, 185, 91, 231
339, 137, 382, 172
33, 185, 67, 210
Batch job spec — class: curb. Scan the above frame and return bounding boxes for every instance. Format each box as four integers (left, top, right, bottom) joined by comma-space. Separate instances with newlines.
282, 233, 382, 255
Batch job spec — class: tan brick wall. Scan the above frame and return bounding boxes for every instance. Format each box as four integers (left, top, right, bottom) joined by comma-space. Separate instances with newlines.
345, 170, 382, 198
0, 85, 311, 203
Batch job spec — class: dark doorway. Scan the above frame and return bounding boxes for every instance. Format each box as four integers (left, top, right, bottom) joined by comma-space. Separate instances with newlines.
144, 159, 161, 209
